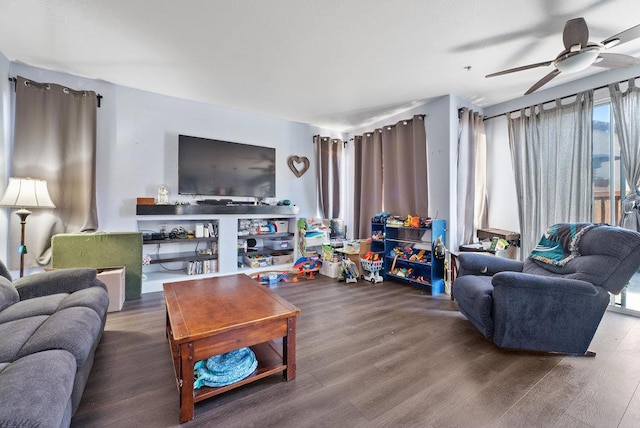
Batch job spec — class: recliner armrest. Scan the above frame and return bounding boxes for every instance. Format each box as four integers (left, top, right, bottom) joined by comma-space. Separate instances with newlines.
490, 271, 610, 354
457, 253, 523, 277
14, 268, 103, 301
492, 271, 598, 296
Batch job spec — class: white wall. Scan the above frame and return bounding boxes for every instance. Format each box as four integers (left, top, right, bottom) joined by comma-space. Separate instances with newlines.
107, 85, 324, 231
1, 62, 336, 266
0, 52, 10, 263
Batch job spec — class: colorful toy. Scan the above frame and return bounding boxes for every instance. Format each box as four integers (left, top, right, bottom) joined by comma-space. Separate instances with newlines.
293, 256, 322, 279
360, 256, 384, 283
251, 270, 299, 286
339, 258, 359, 283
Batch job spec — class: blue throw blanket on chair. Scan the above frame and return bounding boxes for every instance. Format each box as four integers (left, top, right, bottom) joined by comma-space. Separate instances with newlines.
530, 223, 598, 266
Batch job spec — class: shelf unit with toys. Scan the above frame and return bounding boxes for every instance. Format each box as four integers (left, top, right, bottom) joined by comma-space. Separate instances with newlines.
370, 213, 388, 258
383, 217, 446, 295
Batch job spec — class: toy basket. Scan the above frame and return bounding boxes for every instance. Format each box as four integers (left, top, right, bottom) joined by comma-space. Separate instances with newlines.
361, 258, 383, 273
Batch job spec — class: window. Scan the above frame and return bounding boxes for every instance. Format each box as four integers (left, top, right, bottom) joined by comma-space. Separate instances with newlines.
592, 102, 627, 225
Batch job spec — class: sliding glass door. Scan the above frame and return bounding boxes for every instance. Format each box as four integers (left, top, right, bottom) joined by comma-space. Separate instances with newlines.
593, 103, 640, 315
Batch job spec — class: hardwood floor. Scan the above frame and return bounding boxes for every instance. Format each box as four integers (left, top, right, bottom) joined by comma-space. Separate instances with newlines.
72, 274, 640, 427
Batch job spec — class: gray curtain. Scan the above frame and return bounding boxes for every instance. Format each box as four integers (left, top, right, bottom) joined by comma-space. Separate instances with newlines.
353, 115, 428, 239
609, 78, 640, 231
9, 76, 98, 270
353, 132, 383, 238
381, 115, 429, 217
314, 135, 343, 219
457, 108, 488, 246
508, 90, 593, 257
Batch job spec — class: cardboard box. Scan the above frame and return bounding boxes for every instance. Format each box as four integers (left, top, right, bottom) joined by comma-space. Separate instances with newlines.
97, 267, 126, 312
45, 266, 126, 312
358, 239, 372, 256
343, 239, 372, 255
136, 197, 155, 205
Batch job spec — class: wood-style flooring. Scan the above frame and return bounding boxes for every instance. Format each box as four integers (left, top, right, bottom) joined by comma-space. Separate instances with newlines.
72, 274, 640, 427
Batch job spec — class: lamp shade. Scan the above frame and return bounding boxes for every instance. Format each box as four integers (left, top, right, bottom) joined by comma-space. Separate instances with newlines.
0, 177, 56, 209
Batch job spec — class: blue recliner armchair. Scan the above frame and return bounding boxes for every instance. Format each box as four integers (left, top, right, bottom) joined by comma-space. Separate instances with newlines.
453, 223, 640, 355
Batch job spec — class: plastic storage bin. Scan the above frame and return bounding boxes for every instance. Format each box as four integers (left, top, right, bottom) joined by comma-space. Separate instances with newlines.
271, 252, 293, 265
243, 254, 273, 268
264, 238, 294, 250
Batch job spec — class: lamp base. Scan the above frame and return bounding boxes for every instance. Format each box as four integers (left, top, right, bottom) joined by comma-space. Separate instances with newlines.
15, 208, 31, 278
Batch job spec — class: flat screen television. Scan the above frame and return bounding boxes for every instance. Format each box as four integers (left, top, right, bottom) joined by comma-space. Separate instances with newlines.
178, 135, 276, 198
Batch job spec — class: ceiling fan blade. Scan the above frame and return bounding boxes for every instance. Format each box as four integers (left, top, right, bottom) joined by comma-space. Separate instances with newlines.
525, 69, 561, 95
601, 23, 640, 48
592, 53, 640, 68
486, 60, 553, 78
563, 18, 589, 50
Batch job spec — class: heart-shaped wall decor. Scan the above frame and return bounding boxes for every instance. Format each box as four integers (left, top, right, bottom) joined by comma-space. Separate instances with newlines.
287, 155, 310, 177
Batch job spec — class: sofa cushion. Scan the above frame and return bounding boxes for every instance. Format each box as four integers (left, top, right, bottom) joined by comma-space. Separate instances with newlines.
17, 306, 104, 367
58, 285, 109, 317
0, 276, 19, 312
14, 268, 101, 301
0, 350, 76, 428
0, 315, 48, 363
453, 275, 495, 339
0, 293, 68, 324
0, 259, 11, 281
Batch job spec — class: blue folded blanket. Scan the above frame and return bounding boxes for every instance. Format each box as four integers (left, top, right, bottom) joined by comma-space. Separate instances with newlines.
530, 223, 598, 266
194, 347, 258, 388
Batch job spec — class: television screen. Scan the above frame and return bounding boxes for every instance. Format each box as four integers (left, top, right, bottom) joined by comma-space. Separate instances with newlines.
178, 135, 276, 198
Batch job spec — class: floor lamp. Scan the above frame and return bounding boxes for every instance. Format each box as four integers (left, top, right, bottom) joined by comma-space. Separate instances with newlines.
0, 177, 56, 277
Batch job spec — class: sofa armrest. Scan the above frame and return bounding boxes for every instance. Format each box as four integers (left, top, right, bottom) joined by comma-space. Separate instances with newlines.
14, 268, 103, 301
457, 253, 523, 277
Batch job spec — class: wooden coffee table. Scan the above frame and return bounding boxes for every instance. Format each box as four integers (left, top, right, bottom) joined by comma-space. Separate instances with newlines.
163, 274, 301, 423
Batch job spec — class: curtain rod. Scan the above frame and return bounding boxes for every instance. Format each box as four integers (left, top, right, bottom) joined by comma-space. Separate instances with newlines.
481, 74, 640, 122
347, 114, 427, 141
8, 77, 103, 108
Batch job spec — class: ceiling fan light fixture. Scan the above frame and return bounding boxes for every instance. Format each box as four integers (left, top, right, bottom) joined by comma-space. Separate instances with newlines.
603, 38, 621, 49
554, 46, 601, 73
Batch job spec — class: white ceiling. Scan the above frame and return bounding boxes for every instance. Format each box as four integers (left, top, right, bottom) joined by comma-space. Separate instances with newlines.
1, 0, 640, 132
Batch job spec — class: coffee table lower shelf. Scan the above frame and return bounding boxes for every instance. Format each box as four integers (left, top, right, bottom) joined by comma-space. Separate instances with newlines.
191, 341, 285, 402
163, 275, 300, 423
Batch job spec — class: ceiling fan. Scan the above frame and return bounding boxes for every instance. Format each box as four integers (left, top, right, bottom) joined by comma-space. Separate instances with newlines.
486, 18, 640, 95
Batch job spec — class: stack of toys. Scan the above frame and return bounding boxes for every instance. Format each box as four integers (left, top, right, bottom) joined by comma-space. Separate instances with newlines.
385, 215, 433, 228
386, 266, 431, 285
389, 247, 430, 263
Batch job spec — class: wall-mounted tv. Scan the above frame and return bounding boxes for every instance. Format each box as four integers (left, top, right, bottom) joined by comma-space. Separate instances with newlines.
178, 134, 276, 198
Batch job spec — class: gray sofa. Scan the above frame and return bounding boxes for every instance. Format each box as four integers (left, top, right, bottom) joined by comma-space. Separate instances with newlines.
453, 223, 640, 355
0, 259, 109, 427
